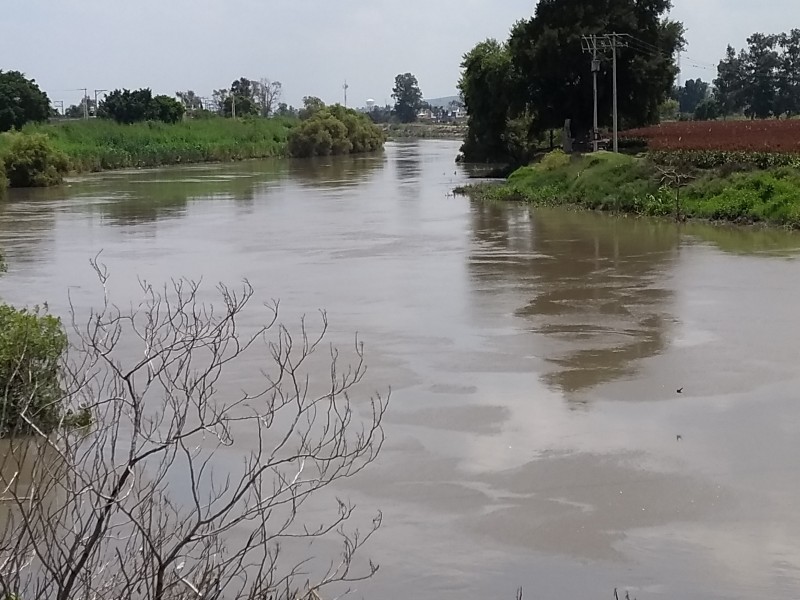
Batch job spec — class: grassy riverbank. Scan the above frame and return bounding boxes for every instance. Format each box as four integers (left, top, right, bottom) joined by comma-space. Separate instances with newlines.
0, 117, 294, 174
457, 151, 800, 228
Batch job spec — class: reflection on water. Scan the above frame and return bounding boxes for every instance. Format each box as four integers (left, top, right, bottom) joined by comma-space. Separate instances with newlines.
287, 151, 386, 189
470, 204, 680, 399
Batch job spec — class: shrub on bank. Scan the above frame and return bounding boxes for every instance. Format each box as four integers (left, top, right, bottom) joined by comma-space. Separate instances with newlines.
288, 105, 384, 158
2, 132, 70, 187
0, 304, 68, 436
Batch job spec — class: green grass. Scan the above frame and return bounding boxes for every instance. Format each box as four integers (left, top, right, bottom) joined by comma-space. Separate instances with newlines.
457, 150, 800, 228
0, 117, 296, 174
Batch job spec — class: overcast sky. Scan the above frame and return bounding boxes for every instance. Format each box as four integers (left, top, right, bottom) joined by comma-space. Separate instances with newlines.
2, 0, 798, 109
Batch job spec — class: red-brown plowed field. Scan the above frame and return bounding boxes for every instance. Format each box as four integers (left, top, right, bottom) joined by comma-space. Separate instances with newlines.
621, 120, 800, 153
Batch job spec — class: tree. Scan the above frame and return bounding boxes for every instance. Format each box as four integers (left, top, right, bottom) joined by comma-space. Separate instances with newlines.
253, 78, 283, 117
392, 73, 423, 123
742, 33, 780, 118
693, 97, 720, 120
176, 90, 203, 113
151, 94, 185, 124
298, 96, 326, 120
677, 78, 710, 114
714, 45, 746, 116
98, 89, 184, 124
0, 267, 386, 600
275, 102, 298, 118
64, 97, 97, 119
0, 71, 51, 132
506, 0, 684, 139
776, 29, 800, 117
459, 39, 519, 162
225, 77, 258, 117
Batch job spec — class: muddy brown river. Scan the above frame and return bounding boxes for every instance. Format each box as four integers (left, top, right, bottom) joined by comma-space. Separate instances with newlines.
2, 140, 800, 599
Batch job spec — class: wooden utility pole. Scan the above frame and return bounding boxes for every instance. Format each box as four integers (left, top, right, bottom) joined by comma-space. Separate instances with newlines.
584, 33, 630, 153
581, 35, 601, 151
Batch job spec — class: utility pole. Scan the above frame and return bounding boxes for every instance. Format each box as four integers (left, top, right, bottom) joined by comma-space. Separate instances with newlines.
232, 94, 236, 119
589, 33, 629, 153
612, 34, 619, 153
94, 90, 108, 117
343, 80, 349, 108
82, 88, 89, 119
581, 35, 601, 151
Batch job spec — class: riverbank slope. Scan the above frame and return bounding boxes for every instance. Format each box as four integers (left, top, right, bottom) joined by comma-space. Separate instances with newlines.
457, 150, 800, 228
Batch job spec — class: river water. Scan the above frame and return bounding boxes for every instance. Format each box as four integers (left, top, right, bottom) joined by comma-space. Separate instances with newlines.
2, 140, 800, 599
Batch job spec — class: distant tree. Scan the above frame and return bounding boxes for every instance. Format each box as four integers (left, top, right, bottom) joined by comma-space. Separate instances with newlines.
275, 102, 298, 118
742, 33, 780, 118
253, 78, 282, 117
659, 97, 680, 121
64, 97, 97, 119
151, 95, 185, 124
776, 29, 800, 117
98, 89, 184, 124
367, 105, 393, 124
298, 96, 326, 120
392, 73, 423, 123
0, 70, 51, 132
176, 90, 203, 112
693, 97, 720, 120
222, 77, 258, 117
714, 45, 746, 116
211, 89, 229, 115
99, 89, 154, 123
677, 79, 710, 114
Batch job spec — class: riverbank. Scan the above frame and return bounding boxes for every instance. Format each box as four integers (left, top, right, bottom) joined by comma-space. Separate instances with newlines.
0, 117, 294, 175
381, 122, 467, 140
456, 150, 800, 228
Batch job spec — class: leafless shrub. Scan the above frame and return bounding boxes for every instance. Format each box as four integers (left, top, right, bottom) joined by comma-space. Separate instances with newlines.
0, 261, 387, 600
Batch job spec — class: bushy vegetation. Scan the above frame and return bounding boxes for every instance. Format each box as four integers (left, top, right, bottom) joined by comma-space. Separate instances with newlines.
0, 304, 68, 436
0, 70, 51, 132
1, 132, 70, 187
98, 88, 185, 124
0, 117, 294, 174
458, 150, 800, 228
288, 103, 384, 158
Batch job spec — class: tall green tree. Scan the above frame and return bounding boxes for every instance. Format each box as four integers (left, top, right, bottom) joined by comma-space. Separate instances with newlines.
392, 73, 424, 123
459, 39, 518, 162
0, 71, 51, 132
714, 45, 746, 116
459, 0, 684, 161
507, 0, 684, 137
776, 29, 800, 117
742, 33, 780, 118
